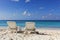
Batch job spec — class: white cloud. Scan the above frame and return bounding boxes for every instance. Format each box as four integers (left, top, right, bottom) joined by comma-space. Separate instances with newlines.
39, 7, 44, 9
28, 13, 31, 16
1, 16, 6, 20
42, 16, 47, 19
25, 0, 30, 3
42, 16, 45, 19
13, 13, 17, 17
23, 11, 27, 16
55, 16, 60, 19
49, 9, 55, 12
22, 10, 31, 16
11, 0, 19, 2
49, 13, 52, 16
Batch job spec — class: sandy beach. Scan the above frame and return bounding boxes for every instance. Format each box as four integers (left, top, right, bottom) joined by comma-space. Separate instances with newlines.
0, 27, 60, 40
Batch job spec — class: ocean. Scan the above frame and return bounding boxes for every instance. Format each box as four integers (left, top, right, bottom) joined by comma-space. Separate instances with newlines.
0, 20, 60, 28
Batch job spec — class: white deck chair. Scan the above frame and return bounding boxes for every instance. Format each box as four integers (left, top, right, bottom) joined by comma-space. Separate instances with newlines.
25, 22, 36, 31
7, 21, 17, 28
7, 21, 17, 33
24, 22, 36, 35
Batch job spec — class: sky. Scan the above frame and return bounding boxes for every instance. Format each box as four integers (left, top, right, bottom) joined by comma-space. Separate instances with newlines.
0, 0, 60, 20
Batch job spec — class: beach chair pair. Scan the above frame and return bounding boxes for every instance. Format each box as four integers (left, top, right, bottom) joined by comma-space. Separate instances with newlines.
7, 21, 36, 34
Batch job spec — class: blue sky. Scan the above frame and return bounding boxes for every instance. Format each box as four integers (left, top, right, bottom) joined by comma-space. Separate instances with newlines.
0, 0, 60, 20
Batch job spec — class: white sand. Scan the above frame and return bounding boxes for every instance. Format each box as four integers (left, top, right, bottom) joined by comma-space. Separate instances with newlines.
0, 28, 60, 40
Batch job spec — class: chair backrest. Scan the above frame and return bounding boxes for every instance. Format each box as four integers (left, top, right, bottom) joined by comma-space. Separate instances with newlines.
7, 21, 17, 28
25, 22, 35, 30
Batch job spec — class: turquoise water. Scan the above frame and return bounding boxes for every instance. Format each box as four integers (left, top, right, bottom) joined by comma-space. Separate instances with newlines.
0, 20, 60, 28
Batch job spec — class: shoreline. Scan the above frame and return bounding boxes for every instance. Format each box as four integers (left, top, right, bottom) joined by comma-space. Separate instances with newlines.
0, 26, 60, 30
